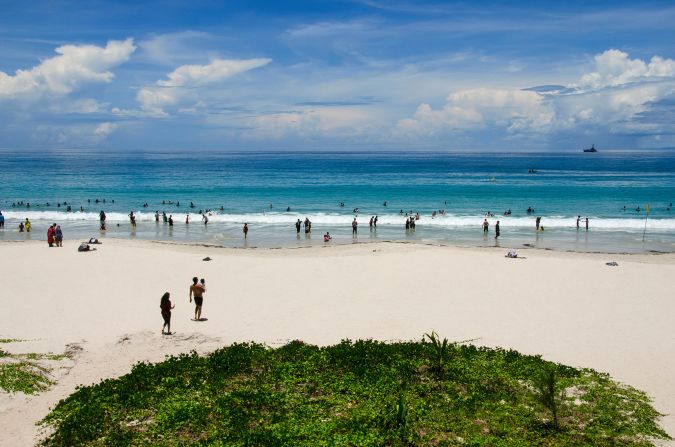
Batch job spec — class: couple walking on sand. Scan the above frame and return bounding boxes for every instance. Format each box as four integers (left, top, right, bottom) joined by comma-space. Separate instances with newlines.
160, 276, 207, 335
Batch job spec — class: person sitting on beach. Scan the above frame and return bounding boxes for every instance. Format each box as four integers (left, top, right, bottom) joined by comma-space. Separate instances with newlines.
324, 232, 331, 242
88, 238, 101, 244
160, 292, 174, 335
189, 277, 205, 321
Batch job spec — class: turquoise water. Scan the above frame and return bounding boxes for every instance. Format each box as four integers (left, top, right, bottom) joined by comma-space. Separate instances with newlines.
1, 150, 674, 252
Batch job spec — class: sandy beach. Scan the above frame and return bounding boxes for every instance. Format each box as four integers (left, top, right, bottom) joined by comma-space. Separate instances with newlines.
1, 239, 674, 446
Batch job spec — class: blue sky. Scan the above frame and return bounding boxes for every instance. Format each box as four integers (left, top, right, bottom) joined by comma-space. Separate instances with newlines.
1, 0, 675, 151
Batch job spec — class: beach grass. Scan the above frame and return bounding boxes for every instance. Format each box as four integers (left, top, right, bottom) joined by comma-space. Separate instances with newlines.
0, 340, 65, 395
0, 357, 54, 394
39, 337, 670, 446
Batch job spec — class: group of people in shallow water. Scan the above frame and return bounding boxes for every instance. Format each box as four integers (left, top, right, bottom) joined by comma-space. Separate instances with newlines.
160, 276, 208, 335
482, 218, 501, 238
4, 199, 673, 245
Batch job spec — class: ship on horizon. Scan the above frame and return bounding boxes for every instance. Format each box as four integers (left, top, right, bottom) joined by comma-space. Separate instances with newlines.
583, 144, 597, 153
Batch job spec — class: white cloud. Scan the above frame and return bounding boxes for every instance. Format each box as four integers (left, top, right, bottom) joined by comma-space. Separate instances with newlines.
33, 121, 119, 146
136, 58, 271, 115
0, 39, 135, 101
396, 49, 675, 144
576, 49, 675, 89
138, 31, 212, 66
243, 107, 376, 140
157, 58, 271, 87
94, 122, 118, 137
396, 88, 553, 136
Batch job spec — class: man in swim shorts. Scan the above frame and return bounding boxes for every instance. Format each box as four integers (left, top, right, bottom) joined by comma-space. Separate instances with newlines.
189, 276, 205, 320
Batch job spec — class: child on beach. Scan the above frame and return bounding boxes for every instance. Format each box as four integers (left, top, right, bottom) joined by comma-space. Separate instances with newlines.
160, 292, 175, 335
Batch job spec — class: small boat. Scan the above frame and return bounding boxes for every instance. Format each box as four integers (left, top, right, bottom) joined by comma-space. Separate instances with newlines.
583, 144, 597, 153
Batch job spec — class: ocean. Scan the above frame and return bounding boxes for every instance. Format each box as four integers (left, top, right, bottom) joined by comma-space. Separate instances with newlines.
1, 150, 674, 253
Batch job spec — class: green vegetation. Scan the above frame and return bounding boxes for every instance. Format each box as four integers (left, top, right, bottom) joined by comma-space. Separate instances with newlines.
40, 337, 670, 446
0, 360, 53, 394
0, 338, 65, 394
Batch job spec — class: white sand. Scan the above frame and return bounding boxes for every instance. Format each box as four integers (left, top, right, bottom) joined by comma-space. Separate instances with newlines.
1, 239, 674, 446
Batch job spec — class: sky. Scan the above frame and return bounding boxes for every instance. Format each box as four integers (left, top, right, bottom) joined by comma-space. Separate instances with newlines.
1, 0, 675, 151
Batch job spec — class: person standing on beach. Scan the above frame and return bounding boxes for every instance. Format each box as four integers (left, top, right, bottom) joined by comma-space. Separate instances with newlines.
369, 216, 374, 229
168, 215, 174, 226
352, 218, 358, 236
129, 211, 137, 227
25, 218, 31, 232
495, 221, 500, 239
160, 292, 174, 335
576, 216, 580, 229
0, 211, 4, 228
189, 277, 205, 321
185, 214, 189, 224
55, 225, 63, 247
295, 219, 301, 233
243, 223, 248, 238
47, 224, 55, 247
585, 217, 589, 230
202, 214, 209, 225
155, 211, 160, 223
536, 216, 541, 231
482, 219, 489, 234
374, 216, 378, 227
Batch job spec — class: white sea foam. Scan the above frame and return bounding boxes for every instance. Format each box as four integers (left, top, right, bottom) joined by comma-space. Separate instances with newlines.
3, 210, 674, 231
